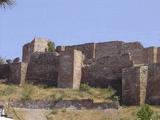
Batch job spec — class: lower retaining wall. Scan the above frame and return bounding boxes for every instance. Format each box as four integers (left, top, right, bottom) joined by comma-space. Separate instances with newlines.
11, 99, 120, 110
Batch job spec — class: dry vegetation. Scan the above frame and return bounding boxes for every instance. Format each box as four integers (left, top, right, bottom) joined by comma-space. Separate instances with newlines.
10, 106, 160, 120
0, 83, 116, 102
0, 84, 160, 120
44, 106, 160, 120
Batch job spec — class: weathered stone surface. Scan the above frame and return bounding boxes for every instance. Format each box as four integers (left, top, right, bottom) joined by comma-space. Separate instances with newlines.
146, 63, 160, 104
22, 38, 49, 63
8, 62, 28, 85
11, 99, 120, 110
121, 42, 152, 65
56, 43, 96, 59
58, 50, 83, 89
122, 42, 144, 52
26, 52, 59, 86
145, 47, 157, 64
95, 41, 124, 59
122, 66, 148, 105
82, 54, 133, 97
0, 64, 9, 80
157, 47, 160, 63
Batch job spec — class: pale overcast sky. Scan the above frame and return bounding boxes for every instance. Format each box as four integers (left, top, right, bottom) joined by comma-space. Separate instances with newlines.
1, 0, 160, 59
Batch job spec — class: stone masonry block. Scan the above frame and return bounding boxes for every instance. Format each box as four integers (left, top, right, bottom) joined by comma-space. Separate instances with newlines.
8, 62, 28, 85
146, 63, 160, 104
157, 47, 160, 63
145, 47, 157, 64
122, 66, 148, 105
58, 50, 83, 89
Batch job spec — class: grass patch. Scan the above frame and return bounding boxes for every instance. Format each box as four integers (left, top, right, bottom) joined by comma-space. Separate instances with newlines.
0, 83, 116, 102
0, 85, 16, 96
20, 84, 34, 101
79, 84, 116, 101
45, 106, 160, 120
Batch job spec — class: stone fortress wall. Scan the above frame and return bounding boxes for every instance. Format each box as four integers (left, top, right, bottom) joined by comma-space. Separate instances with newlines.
1, 37, 160, 105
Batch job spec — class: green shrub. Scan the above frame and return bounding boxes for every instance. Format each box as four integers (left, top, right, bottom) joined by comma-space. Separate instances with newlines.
61, 108, 67, 113
51, 93, 64, 101
137, 104, 153, 120
102, 87, 116, 99
111, 95, 120, 101
20, 84, 33, 101
37, 84, 49, 89
151, 112, 160, 120
79, 84, 91, 92
50, 110, 58, 115
47, 41, 55, 52
79, 84, 117, 100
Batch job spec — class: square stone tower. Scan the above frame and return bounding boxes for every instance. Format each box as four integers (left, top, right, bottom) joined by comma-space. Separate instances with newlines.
22, 38, 49, 63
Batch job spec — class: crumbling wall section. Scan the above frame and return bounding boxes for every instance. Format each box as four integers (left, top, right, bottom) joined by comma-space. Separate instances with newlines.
58, 50, 83, 89
129, 49, 148, 65
95, 41, 124, 59
56, 43, 95, 59
122, 66, 148, 105
121, 42, 144, 53
26, 52, 59, 86
121, 42, 147, 65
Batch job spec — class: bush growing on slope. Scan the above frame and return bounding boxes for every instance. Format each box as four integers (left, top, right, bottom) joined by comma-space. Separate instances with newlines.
137, 104, 153, 120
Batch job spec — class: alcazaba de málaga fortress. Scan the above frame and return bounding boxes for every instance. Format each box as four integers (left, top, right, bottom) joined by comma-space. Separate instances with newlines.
0, 37, 160, 106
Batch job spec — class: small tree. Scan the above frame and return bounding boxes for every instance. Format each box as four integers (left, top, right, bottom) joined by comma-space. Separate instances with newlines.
0, 0, 15, 8
137, 104, 153, 120
47, 41, 55, 52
